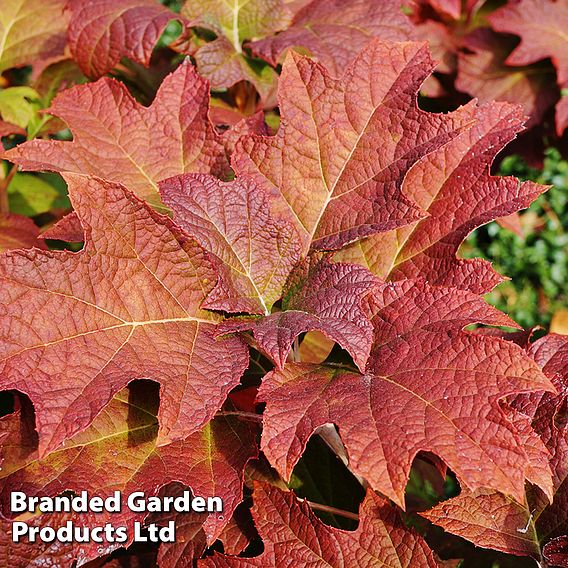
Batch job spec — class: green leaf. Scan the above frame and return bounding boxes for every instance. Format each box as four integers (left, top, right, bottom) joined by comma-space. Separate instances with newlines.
7, 172, 66, 217
0, 87, 41, 129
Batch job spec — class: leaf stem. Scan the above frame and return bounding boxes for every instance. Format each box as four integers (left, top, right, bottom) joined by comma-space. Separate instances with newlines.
216, 411, 263, 422
301, 498, 359, 522
0, 164, 17, 215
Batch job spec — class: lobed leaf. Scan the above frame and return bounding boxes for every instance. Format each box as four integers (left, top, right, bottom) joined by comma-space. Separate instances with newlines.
201, 482, 438, 567
0, 214, 46, 252
0, 174, 248, 456
489, 0, 568, 87
0, 0, 67, 73
234, 40, 472, 253
257, 279, 554, 507
3, 62, 230, 210
456, 29, 558, 130
66, 0, 181, 78
248, 0, 413, 76
218, 254, 376, 370
336, 100, 549, 293
423, 334, 568, 560
0, 389, 257, 545
160, 173, 302, 315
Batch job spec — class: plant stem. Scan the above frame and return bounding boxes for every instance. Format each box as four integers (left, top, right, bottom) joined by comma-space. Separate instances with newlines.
0, 164, 17, 215
301, 499, 359, 522
216, 410, 263, 422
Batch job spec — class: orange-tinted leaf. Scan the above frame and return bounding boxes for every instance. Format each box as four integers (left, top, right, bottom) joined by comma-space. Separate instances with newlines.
3, 62, 229, 210
0, 120, 25, 137
201, 482, 438, 567
0, 0, 67, 73
0, 174, 248, 456
191, 36, 279, 104
0, 390, 257, 545
66, 0, 180, 78
181, 0, 288, 103
248, 0, 413, 76
152, 484, 256, 565
336, 101, 548, 293
298, 331, 335, 364
496, 212, 523, 237
0, 512, 100, 566
258, 280, 553, 507
183, 0, 291, 44
160, 174, 302, 315
551, 310, 568, 335
423, 489, 540, 558
234, 40, 471, 252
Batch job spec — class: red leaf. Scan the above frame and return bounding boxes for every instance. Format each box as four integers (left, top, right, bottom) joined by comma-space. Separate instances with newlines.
0, 120, 25, 137
1, 388, 257, 548
191, 36, 279, 104
257, 279, 553, 507
0, 214, 46, 252
0, 512, 102, 565
181, 0, 288, 103
219, 112, 270, 155
66, 0, 181, 78
201, 482, 438, 567
423, 334, 568, 560
456, 29, 558, 129
489, 0, 568, 87
152, 485, 257, 565
423, 489, 540, 558
40, 211, 84, 242
3, 62, 230, 210
248, 0, 413, 76
160, 174, 302, 315
544, 536, 568, 567
218, 254, 376, 370
0, 174, 248, 456
336, 101, 548, 293
234, 40, 471, 252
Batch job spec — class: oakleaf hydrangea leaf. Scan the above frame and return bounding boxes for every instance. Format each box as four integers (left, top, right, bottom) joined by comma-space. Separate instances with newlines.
160, 173, 302, 315
257, 280, 554, 507
0, 389, 257, 545
248, 0, 413, 76
0, 0, 67, 73
489, 0, 568, 86
234, 40, 472, 252
3, 62, 230, 210
201, 482, 438, 567
66, 0, 181, 78
0, 174, 248, 456
0, 214, 46, 252
218, 254, 376, 370
423, 334, 568, 561
337, 101, 549, 293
